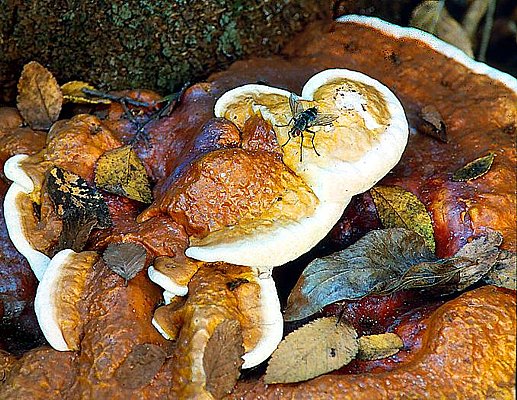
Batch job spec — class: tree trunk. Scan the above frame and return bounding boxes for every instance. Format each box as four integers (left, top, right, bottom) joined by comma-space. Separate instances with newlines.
0, 0, 334, 102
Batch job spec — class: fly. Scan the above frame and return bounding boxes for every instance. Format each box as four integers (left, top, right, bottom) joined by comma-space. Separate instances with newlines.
280, 93, 338, 161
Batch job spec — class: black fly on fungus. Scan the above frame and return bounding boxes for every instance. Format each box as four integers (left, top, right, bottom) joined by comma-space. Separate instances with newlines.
280, 93, 338, 162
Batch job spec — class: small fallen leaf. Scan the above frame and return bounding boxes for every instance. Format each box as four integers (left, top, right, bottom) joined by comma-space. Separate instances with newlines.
17, 61, 63, 130
265, 316, 358, 384
103, 242, 147, 283
410, 0, 474, 57
483, 250, 516, 290
357, 333, 404, 361
114, 343, 167, 389
285, 229, 503, 321
418, 105, 447, 143
203, 319, 244, 399
451, 152, 495, 181
95, 145, 153, 203
370, 185, 435, 252
61, 81, 111, 104
46, 166, 112, 253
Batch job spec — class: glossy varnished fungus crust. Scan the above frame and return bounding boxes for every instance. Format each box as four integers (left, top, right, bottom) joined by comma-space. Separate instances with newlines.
230, 286, 516, 399
185, 69, 408, 268
0, 15, 516, 400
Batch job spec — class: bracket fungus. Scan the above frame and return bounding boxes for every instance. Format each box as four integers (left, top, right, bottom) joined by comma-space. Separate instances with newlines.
3, 154, 50, 280
0, 13, 515, 400
185, 69, 408, 268
143, 69, 408, 369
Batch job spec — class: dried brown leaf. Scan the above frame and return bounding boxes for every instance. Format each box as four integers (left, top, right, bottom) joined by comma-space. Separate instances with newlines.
483, 250, 517, 290
17, 61, 63, 130
103, 242, 147, 283
285, 229, 434, 321
374, 231, 501, 295
265, 317, 358, 384
61, 81, 111, 104
370, 185, 435, 252
285, 229, 503, 321
114, 343, 166, 389
357, 333, 404, 361
462, 0, 489, 40
451, 152, 495, 181
95, 145, 153, 203
410, 1, 474, 57
203, 319, 244, 399
418, 105, 447, 142
46, 166, 111, 253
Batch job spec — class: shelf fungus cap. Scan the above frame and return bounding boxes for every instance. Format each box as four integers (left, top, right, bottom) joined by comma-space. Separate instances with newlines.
3, 154, 50, 280
186, 69, 409, 269
34, 249, 99, 351
152, 266, 283, 369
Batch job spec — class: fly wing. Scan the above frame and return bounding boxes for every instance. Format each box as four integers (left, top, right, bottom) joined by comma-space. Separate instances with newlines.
311, 113, 339, 127
289, 93, 304, 117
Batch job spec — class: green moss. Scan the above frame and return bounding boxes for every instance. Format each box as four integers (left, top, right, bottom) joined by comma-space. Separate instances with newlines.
0, 0, 332, 101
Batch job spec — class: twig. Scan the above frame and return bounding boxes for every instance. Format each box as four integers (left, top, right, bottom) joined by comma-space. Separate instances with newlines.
462, 0, 489, 40
81, 88, 153, 107
430, 0, 446, 35
128, 82, 190, 146
478, 0, 496, 62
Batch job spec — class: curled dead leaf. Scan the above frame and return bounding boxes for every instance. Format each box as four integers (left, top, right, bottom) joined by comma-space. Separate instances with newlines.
265, 317, 358, 384
61, 81, 111, 104
418, 104, 447, 143
16, 61, 63, 130
284, 229, 433, 321
483, 250, 516, 290
285, 229, 503, 321
95, 145, 153, 203
370, 185, 436, 252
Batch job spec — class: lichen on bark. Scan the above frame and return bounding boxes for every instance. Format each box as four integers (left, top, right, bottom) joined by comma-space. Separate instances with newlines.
0, 0, 332, 102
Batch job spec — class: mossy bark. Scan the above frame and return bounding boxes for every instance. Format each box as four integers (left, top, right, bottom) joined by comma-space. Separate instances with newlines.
0, 0, 333, 102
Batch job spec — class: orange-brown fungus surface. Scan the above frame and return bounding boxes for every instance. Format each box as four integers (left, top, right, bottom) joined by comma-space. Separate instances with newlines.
140, 148, 316, 238
230, 286, 516, 399
162, 263, 262, 399
54, 251, 100, 349
241, 115, 282, 154
1, 17, 516, 400
152, 255, 201, 287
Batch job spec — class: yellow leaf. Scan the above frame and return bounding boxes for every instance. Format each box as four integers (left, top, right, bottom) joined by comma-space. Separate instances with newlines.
95, 145, 153, 203
370, 185, 436, 252
61, 81, 111, 104
17, 61, 63, 130
357, 333, 404, 361
265, 317, 358, 384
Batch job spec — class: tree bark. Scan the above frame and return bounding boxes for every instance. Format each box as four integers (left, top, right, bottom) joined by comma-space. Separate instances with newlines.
0, 0, 334, 102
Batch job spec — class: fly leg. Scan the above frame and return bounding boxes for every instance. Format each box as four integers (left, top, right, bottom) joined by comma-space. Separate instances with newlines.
299, 131, 305, 162
275, 117, 293, 128
306, 129, 321, 157
282, 134, 292, 147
